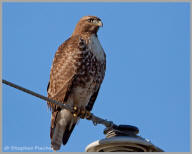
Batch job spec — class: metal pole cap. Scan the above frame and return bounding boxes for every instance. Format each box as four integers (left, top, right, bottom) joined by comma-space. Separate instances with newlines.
85, 124, 164, 152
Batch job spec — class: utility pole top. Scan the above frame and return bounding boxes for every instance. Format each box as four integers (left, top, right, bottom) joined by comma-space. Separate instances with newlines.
85, 124, 164, 152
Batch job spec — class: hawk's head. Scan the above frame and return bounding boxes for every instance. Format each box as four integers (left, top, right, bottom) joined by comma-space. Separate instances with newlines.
73, 16, 103, 36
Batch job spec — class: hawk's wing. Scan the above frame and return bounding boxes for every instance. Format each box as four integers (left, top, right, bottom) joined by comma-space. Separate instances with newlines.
47, 35, 83, 111
86, 86, 100, 111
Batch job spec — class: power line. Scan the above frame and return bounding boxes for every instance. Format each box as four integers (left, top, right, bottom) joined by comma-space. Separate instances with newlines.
2, 79, 115, 128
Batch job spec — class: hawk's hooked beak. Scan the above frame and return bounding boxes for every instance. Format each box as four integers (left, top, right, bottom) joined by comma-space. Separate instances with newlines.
97, 20, 103, 27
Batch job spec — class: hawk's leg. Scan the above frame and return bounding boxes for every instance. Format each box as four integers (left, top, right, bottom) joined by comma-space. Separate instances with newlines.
72, 105, 91, 119
80, 106, 92, 119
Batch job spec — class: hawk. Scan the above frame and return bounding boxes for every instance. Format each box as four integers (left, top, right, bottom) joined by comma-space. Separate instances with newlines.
47, 16, 106, 151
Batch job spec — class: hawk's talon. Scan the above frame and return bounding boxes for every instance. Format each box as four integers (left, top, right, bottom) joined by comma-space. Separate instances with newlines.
79, 106, 86, 119
72, 106, 92, 119
73, 106, 78, 111
85, 111, 92, 119
72, 106, 80, 117
73, 113, 77, 117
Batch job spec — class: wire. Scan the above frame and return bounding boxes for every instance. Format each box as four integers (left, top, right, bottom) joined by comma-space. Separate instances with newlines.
2, 79, 73, 111
2, 79, 115, 128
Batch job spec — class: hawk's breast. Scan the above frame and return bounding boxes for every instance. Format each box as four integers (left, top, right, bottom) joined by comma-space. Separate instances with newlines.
72, 34, 106, 106
89, 34, 105, 61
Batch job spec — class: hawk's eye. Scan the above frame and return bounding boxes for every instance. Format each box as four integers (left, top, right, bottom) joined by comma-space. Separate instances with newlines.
88, 18, 94, 23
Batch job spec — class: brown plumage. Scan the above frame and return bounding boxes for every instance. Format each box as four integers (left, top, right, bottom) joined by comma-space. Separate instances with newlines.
47, 16, 106, 151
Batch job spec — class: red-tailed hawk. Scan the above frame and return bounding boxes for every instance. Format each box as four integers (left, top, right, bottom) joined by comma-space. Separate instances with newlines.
47, 16, 106, 151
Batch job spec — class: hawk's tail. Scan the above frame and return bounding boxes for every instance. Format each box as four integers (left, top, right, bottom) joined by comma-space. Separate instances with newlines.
62, 123, 76, 145
50, 109, 77, 151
